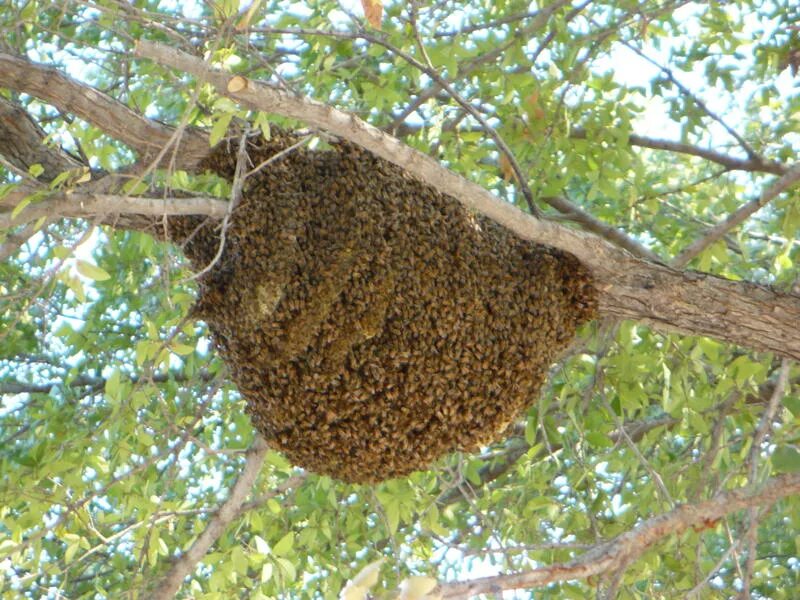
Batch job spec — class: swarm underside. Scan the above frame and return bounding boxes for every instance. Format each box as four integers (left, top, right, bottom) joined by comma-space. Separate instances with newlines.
171, 132, 597, 483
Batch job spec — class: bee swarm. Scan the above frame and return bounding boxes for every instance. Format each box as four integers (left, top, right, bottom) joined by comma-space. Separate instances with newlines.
170, 131, 598, 483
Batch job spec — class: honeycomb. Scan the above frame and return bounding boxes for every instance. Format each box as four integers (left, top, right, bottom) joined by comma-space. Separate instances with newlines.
169, 130, 598, 483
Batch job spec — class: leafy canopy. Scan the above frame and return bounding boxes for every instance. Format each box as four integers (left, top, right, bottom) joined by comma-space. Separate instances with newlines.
0, 1, 799, 599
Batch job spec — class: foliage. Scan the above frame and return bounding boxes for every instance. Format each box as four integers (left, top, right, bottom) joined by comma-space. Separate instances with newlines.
1, 1, 799, 598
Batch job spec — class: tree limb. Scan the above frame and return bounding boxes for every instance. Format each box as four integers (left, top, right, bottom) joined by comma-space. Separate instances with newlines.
134, 40, 800, 361
673, 161, 800, 267
0, 190, 228, 229
0, 52, 208, 167
0, 96, 85, 179
570, 128, 788, 176
438, 473, 800, 598
151, 436, 270, 600
3, 45, 797, 360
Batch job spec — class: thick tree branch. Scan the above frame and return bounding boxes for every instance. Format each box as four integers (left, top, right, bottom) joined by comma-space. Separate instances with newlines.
133, 42, 604, 257
0, 96, 85, 179
3, 47, 797, 360
438, 473, 800, 598
0, 190, 227, 229
0, 52, 208, 167
134, 41, 800, 361
151, 436, 270, 600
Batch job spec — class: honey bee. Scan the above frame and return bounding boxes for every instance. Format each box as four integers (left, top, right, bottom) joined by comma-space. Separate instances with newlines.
170, 127, 599, 483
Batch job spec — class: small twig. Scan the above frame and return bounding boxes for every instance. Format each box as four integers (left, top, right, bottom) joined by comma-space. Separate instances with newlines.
245, 134, 311, 178
601, 396, 674, 507
673, 162, 800, 267
737, 360, 791, 598
683, 539, 740, 599
180, 130, 250, 284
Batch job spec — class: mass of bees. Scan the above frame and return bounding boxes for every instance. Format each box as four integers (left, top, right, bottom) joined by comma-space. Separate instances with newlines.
169, 129, 598, 483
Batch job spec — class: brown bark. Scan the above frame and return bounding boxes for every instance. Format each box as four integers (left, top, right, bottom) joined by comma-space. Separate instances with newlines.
0, 53, 208, 167
598, 256, 800, 360
0, 97, 84, 179
2, 47, 799, 360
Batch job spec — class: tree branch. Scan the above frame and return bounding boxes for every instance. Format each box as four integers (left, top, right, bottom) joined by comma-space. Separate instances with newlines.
0, 96, 85, 179
571, 128, 787, 176
543, 194, 662, 262
438, 474, 800, 598
0, 190, 228, 229
133, 40, 800, 361
0, 52, 208, 167
673, 161, 800, 267
0, 370, 217, 395
151, 436, 270, 600
3, 44, 796, 360
437, 414, 679, 506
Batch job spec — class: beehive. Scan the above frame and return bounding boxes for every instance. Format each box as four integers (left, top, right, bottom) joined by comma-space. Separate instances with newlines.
170, 130, 597, 483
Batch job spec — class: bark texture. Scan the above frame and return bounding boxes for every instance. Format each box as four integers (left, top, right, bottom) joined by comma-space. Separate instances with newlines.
1, 48, 799, 361
597, 256, 800, 360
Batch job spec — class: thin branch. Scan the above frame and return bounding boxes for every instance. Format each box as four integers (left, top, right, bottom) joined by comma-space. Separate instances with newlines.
151, 436, 270, 600
437, 415, 679, 506
0, 370, 216, 395
543, 195, 662, 262
738, 359, 791, 598
620, 42, 759, 160
673, 162, 800, 267
438, 473, 800, 598
387, 0, 573, 130
601, 397, 673, 507
570, 128, 787, 176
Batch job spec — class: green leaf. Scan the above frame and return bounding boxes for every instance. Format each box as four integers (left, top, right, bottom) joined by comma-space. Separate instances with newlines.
10, 194, 33, 220
585, 432, 613, 448
231, 546, 247, 574
275, 557, 296, 582
384, 501, 400, 535
272, 532, 294, 557
76, 260, 111, 281
772, 446, 800, 473
171, 342, 195, 355
783, 396, 800, 418
210, 112, 234, 146
105, 369, 121, 402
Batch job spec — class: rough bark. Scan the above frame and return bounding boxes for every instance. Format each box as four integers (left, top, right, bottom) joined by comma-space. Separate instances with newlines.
2, 47, 799, 360
597, 255, 800, 360
0, 53, 208, 167
0, 97, 84, 178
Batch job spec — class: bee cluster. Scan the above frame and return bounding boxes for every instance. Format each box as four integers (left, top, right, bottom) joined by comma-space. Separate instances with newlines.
170, 130, 598, 483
